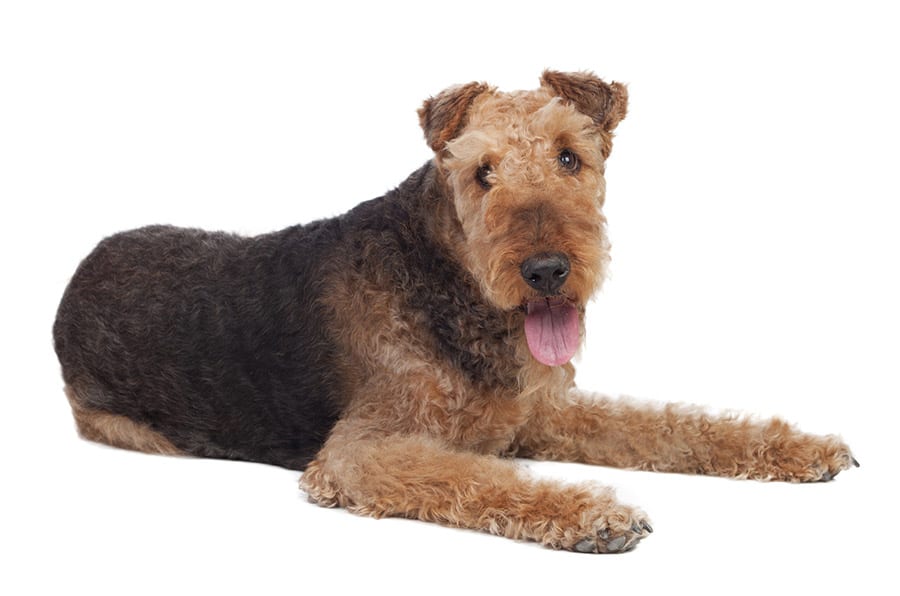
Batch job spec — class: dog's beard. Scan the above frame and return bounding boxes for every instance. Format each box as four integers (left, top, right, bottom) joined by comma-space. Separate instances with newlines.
523, 297, 580, 366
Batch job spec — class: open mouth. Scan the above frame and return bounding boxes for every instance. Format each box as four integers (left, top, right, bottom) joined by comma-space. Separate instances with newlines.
523, 295, 580, 367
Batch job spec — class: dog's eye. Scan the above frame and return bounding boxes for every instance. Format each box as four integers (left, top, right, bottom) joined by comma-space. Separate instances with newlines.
558, 149, 580, 173
475, 164, 493, 190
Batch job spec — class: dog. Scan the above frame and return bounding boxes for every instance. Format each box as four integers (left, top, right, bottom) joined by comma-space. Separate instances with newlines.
53, 70, 856, 553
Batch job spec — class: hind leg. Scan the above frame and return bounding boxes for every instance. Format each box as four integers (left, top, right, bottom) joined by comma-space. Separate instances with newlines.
64, 384, 182, 456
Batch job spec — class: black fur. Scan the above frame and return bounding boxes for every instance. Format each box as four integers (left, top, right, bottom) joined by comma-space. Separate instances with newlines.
351, 165, 522, 390
54, 221, 347, 468
53, 161, 520, 469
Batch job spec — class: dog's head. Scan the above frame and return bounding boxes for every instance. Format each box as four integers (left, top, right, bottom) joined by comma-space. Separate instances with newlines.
419, 71, 627, 366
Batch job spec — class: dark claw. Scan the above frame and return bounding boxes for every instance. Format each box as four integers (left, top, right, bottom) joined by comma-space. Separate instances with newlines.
820, 470, 835, 482
641, 520, 654, 534
852, 457, 860, 468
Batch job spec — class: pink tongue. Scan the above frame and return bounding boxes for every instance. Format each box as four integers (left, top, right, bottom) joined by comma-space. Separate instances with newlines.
524, 299, 580, 366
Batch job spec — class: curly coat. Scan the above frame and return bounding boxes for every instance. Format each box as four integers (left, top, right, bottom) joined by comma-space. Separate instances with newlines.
53, 71, 856, 553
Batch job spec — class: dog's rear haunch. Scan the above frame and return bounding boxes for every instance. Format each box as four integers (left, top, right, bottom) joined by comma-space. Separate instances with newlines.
54, 71, 856, 553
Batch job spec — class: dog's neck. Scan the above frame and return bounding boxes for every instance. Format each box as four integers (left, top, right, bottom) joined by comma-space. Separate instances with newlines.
383, 161, 528, 391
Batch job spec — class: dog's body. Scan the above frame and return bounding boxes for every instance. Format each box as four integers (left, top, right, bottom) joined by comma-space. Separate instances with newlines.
54, 71, 855, 553
54, 163, 510, 469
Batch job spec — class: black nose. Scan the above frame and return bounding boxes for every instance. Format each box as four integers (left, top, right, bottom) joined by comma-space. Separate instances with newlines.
520, 253, 571, 295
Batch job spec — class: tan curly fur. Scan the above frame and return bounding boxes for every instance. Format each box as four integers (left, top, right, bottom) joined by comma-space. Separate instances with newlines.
298, 72, 855, 552
65, 384, 181, 456
55, 71, 856, 554
440, 88, 610, 312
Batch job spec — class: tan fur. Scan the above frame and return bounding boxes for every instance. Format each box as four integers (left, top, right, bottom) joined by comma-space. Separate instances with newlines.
441, 88, 610, 311
65, 385, 182, 456
322, 266, 533, 454
57, 71, 853, 552
302, 421, 644, 552
515, 391, 856, 482
300, 72, 855, 553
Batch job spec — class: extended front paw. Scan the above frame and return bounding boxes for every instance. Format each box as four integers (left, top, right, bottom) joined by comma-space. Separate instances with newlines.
573, 513, 653, 554
795, 440, 859, 483
542, 489, 653, 554
755, 421, 858, 482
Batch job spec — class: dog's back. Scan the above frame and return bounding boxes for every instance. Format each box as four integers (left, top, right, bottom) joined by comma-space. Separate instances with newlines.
54, 222, 346, 469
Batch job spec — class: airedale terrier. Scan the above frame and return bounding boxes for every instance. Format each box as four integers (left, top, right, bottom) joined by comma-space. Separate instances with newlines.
54, 70, 857, 553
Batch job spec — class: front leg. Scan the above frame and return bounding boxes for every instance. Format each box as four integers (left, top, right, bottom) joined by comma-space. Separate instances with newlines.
515, 390, 857, 482
300, 420, 652, 553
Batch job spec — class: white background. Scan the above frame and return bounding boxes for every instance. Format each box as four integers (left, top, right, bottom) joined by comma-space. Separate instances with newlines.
2, 1, 897, 594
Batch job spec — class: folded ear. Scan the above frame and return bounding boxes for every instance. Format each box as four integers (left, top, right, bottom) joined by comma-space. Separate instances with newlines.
540, 70, 628, 132
418, 81, 491, 152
